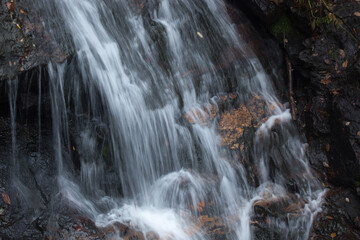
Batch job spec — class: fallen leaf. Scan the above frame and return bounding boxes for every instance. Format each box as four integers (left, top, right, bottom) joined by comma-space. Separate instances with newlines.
331, 89, 340, 95
354, 11, 360, 17
73, 146, 76, 151
73, 224, 82, 231
339, 49, 346, 58
326, 216, 334, 220
2, 193, 11, 205
342, 60, 348, 68
345, 122, 351, 126
345, 197, 350, 203
197, 201, 205, 212
324, 59, 330, 65
355, 216, 359, 222
196, 32, 203, 38
320, 79, 331, 85
19, 8, 27, 15
0, 208, 4, 215
357, 131, 360, 136
323, 162, 330, 168
6, 2, 15, 12
331, 233, 336, 238
326, 144, 331, 152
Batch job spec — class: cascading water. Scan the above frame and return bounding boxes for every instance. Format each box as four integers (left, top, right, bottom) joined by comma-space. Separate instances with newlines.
30, 0, 326, 239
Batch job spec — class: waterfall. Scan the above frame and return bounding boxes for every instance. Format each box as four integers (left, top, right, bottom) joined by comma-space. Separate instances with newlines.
35, 0, 325, 239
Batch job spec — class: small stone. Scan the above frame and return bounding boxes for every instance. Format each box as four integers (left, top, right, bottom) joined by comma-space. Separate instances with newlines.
323, 162, 330, 168
345, 197, 350, 203
345, 122, 351, 126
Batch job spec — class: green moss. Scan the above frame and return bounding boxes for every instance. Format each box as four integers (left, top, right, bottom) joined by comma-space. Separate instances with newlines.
270, 15, 301, 39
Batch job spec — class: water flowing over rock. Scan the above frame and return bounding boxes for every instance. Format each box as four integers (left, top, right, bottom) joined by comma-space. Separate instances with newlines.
0, 0, 327, 239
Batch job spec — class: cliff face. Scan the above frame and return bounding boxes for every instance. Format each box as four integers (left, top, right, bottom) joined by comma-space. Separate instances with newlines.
1, 0, 360, 239
230, 0, 360, 238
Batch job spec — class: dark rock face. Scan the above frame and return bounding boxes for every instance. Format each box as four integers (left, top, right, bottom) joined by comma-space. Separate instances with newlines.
0, 0, 67, 81
229, 0, 360, 239
310, 188, 360, 240
0, 69, 56, 239
232, 0, 360, 186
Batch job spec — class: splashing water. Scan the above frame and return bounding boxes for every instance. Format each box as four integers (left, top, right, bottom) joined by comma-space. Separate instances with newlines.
32, 0, 326, 239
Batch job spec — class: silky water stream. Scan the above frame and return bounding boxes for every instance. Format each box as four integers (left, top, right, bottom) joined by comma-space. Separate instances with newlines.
25, 0, 327, 239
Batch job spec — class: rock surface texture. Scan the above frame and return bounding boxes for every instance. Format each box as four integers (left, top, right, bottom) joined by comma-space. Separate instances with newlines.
230, 0, 360, 238
1, 0, 360, 239
0, 0, 67, 81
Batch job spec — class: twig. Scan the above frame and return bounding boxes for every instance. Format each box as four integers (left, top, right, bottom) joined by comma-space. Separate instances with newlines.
285, 54, 297, 120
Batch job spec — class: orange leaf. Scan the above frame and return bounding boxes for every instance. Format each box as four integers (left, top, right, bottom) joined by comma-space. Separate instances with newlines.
331, 233, 336, 238
342, 60, 348, 68
6, 2, 15, 12
320, 79, 331, 85
197, 201, 205, 212
2, 192, 11, 205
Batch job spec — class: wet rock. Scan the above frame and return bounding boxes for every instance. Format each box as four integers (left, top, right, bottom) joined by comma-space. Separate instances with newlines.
231, 0, 360, 188
228, 0, 282, 24
0, 0, 68, 81
310, 187, 360, 240
328, 93, 360, 186
218, 95, 269, 150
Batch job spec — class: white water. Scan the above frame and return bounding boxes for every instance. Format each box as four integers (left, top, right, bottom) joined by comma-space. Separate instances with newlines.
38, 0, 325, 239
